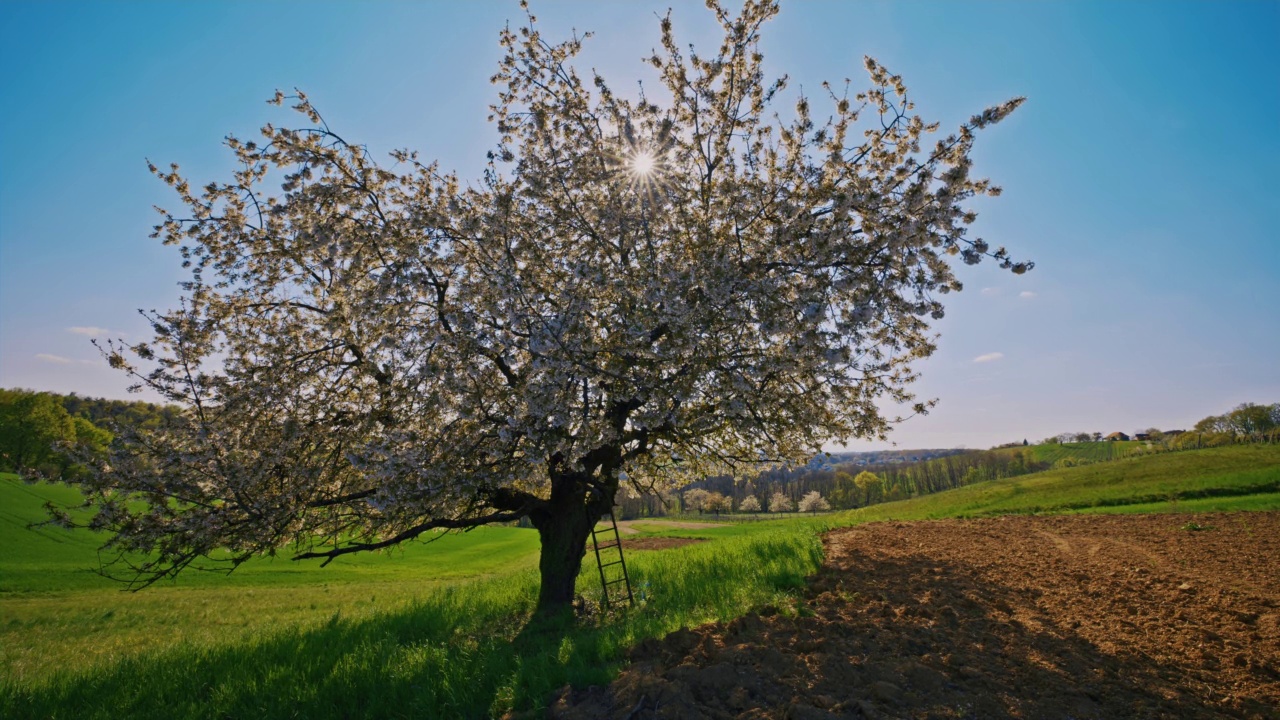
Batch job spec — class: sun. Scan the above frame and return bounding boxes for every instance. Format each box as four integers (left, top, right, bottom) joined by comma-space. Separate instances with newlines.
629, 150, 657, 177
615, 145, 669, 196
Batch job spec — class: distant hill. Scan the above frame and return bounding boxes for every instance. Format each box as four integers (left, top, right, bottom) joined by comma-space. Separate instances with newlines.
840, 443, 1280, 521
732, 439, 1244, 514
1005, 440, 1141, 465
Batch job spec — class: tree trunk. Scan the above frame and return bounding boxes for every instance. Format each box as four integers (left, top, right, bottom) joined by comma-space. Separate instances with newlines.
529, 472, 611, 618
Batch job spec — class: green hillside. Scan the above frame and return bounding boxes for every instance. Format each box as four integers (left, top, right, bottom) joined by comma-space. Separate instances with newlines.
0, 479, 105, 591
0, 474, 542, 594
1018, 440, 1141, 465
987, 439, 1142, 466
843, 444, 1280, 523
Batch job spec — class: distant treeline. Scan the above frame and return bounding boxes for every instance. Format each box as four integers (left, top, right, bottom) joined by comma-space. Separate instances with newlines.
621, 400, 1280, 519
59, 392, 182, 430
856, 448, 1048, 499
1034, 403, 1280, 448
0, 388, 180, 477
821, 448, 971, 467
1189, 403, 1280, 442
9, 387, 1274, 519
614, 447, 1049, 519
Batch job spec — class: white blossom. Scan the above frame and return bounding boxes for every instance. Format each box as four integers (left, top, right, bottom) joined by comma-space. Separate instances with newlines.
69, 1, 1028, 605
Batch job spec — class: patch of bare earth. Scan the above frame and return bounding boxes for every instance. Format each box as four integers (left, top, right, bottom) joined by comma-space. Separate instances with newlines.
622, 537, 707, 551
552, 512, 1280, 719
614, 520, 730, 535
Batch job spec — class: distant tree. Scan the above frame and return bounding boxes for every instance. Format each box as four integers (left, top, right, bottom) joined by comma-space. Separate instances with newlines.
1022, 438, 1029, 446
660, 488, 682, 514
768, 491, 794, 513
683, 488, 711, 515
1191, 403, 1278, 440
1006, 449, 1029, 475
0, 389, 114, 478
1043, 436, 1061, 445
63, 1, 1029, 617
1203, 432, 1237, 447
829, 470, 857, 509
1091, 432, 1102, 443
1170, 432, 1208, 450
59, 393, 180, 432
704, 491, 733, 515
1073, 432, 1091, 444
1194, 414, 1227, 434
1226, 403, 1276, 437
64, 417, 113, 479
0, 390, 75, 473
798, 490, 830, 513
853, 470, 883, 506
738, 494, 761, 513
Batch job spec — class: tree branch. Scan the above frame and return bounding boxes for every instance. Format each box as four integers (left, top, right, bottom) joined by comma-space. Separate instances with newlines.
293, 508, 527, 566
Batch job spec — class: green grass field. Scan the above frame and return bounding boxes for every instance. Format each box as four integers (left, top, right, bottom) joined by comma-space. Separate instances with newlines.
840, 444, 1280, 524
3, 443, 1278, 718
1, 479, 544, 594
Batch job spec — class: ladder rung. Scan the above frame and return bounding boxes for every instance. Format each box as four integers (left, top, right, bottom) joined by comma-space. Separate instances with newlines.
593, 510, 635, 608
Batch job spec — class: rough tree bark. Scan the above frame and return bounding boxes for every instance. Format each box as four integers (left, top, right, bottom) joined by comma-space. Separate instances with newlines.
528, 472, 614, 616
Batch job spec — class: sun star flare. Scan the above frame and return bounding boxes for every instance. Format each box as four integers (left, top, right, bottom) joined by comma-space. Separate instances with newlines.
629, 150, 656, 177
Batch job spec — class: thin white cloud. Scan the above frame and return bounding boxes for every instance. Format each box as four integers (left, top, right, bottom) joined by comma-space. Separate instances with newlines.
980, 287, 1000, 297
973, 352, 1004, 363
36, 353, 73, 365
67, 326, 111, 337
1019, 291, 1037, 299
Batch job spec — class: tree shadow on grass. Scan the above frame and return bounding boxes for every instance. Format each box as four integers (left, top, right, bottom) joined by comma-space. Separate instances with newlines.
0, 530, 822, 720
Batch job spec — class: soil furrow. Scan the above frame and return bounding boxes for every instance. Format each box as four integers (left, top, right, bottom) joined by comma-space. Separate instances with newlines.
552, 512, 1280, 719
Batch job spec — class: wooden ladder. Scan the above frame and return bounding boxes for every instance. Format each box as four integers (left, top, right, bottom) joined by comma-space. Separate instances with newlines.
590, 509, 634, 610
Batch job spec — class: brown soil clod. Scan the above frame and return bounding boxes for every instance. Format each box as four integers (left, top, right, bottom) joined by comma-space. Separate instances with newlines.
553, 512, 1280, 719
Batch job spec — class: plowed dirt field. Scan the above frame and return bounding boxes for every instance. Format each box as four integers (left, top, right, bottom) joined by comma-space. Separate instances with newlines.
553, 512, 1280, 719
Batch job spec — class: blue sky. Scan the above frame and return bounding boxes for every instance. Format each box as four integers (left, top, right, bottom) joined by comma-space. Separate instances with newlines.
1, 1, 1276, 450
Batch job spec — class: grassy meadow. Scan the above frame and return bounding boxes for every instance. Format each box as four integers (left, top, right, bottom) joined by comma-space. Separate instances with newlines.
3, 443, 1279, 718
840, 443, 1280, 524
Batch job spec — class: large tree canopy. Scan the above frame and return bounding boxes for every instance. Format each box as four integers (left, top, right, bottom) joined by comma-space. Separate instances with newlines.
67, 0, 1028, 615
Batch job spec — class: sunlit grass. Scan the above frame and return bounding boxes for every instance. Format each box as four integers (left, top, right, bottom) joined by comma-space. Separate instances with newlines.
2, 527, 821, 719
0, 577, 457, 685
1, 477, 542, 594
